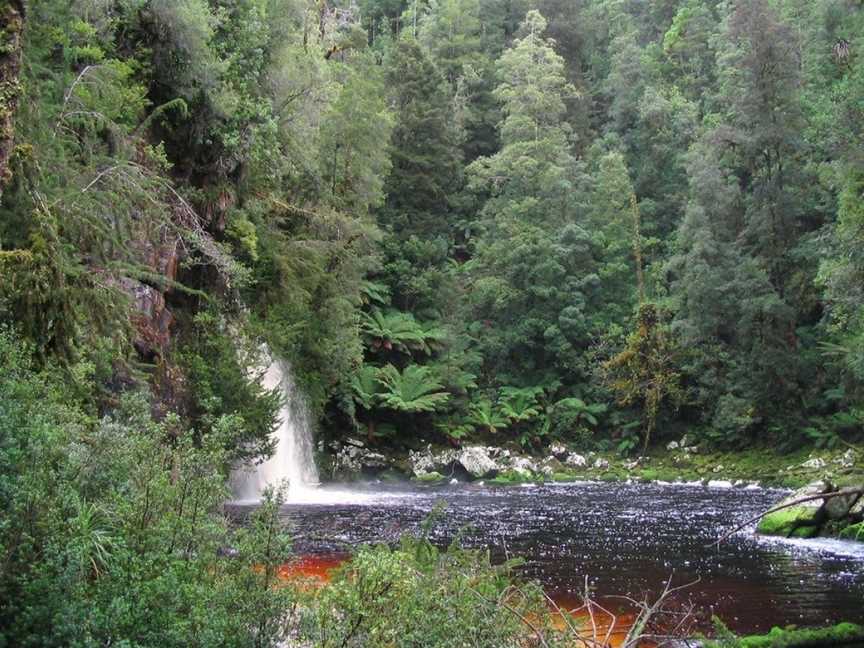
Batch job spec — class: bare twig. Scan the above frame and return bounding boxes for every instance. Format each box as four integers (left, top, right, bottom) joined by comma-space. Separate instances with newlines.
467, 584, 552, 648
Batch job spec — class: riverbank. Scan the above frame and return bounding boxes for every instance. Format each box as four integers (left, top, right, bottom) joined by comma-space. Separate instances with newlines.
326, 437, 863, 490
703, 622, 864, 647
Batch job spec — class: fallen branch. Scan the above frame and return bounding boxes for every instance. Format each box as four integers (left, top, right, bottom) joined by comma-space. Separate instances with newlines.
467, 584, 552, 648
610, 575, 700, 648
712, 487, 864, 547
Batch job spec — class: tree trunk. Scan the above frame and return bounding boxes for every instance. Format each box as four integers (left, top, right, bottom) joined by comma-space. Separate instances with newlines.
0, 0, 25, 200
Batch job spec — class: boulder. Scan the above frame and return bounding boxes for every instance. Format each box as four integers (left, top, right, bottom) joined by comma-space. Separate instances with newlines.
333, 444, 395, 477
801, 457, 826, 470
539, 457, 565, 476
593, 458, 609, 470
409, 446, 458, 477
408, 447, 435, 476
416, 471, 445, 484
825, 489, 861, 520
849, 495, 864, 521
510, 456, 537, 476
836, 449, 856, 469
708, 480, 733, 489
549, 443, 569, 460
757, 480, 833, 537
457, 446, 500, 479
713, 464, 725, 474
666, 440, 679, 451
359, 452, 390, 473
565, 453, 587, 468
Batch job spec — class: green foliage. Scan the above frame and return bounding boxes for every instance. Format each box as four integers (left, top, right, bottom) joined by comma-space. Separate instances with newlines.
0, 328, 294, 647
706, 620, 864, 648
466, 398, 509, 434
6, 0, 864, 642
351, 364, 385, 412
549, 397, 607, 442
497, 386, 542, 424
304, 529, 551, 648
4, 0, 864, 594
377, 364, 451, 413
361, 308, 442, 356
602, 304, 684, 451
179, 310, 281, 463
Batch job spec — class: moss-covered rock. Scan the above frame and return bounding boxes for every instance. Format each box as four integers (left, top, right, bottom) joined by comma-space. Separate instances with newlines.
487, 470, 537, 486
756, 480, 831, 538
788, 524, 820, 539
757, 507, 820, 537
706, 622, 864, 647
414, 471, 445, 484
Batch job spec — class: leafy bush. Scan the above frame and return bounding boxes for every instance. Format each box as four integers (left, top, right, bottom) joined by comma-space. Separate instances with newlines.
179, 310, 281, 464
302, 522, 552, 648
549, 397, 607, 442
0, 328, 295, 647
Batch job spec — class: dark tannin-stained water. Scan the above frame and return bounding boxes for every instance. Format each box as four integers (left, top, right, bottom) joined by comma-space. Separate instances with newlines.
234, 481, 864, 635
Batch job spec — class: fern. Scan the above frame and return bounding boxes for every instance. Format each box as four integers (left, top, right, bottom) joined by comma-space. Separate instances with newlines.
376, 364, 450, 413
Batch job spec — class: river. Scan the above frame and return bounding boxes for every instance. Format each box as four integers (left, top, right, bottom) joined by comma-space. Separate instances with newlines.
230, 480, 864, 636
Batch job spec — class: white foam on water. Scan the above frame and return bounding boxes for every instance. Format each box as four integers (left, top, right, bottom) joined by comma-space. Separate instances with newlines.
756, 534, 864, 560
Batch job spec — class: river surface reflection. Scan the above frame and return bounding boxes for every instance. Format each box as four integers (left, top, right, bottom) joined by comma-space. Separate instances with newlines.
232, 480, 864, 635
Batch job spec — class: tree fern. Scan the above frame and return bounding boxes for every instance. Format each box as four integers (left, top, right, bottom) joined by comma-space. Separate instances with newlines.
497, 386, 543, 423
351, 365, 383, 411
467, 399, 509, 434
376, 364, 450, 413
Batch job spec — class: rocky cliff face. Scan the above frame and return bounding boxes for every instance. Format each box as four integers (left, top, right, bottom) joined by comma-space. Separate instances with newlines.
115, 220, 188, 419
0, 0, 25, 199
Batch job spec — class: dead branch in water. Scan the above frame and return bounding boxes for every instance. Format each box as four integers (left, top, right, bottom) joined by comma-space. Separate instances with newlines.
615, 575, 700, 648
711, 487, 864, 547
466, 584, 553, 648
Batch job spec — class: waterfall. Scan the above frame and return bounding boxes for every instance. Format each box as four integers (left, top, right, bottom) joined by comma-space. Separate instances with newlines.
230, 350, 320, 502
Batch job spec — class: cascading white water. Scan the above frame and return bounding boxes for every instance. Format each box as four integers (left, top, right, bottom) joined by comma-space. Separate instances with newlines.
230, 350, 320, 502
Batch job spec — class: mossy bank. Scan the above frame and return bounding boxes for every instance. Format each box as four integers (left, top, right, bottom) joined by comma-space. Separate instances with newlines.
327, 436, 864, 492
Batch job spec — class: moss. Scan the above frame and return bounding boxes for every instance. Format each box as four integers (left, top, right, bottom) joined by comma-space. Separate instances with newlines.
788, 524, 819, 539
487, 470, 535, 486
839, 522, 864, 541
637, 468, 660, 482
705, 622, 864, 647
834, 473, 864, 488
757, 507, 820, 537
551, 472, 578, 482
414, 471, 445, 484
